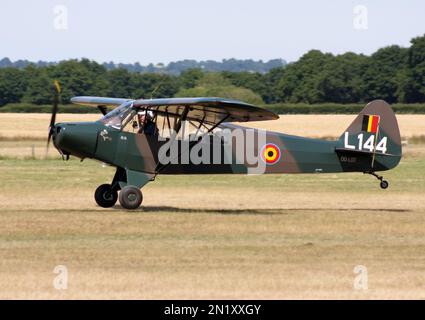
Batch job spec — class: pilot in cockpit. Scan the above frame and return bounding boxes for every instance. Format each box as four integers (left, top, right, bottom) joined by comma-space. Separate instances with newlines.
137, 111, 156, 135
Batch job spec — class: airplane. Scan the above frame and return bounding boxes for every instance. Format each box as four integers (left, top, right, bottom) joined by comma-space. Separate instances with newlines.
47, 86, 402, 210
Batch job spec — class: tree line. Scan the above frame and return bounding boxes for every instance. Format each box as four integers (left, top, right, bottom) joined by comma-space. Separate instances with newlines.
0, 58, 286, 75
0, 34, 424, 107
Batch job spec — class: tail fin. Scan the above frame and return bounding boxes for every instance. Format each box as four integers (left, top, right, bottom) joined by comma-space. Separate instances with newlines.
336, 100, 402, 172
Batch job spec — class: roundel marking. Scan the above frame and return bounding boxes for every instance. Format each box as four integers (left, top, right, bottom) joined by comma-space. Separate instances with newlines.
261, 143, 281, 165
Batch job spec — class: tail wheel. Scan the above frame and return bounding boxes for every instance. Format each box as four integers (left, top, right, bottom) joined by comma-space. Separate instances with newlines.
365, 172, 390, 190
380, 180, 389, 189
95, 184, 118, 208
119, 186, 143, 210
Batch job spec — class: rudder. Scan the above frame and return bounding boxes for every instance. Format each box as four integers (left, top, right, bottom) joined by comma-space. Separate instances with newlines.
336, 100, 402, 172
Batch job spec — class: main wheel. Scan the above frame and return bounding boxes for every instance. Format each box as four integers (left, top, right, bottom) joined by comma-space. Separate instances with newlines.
95, 184, 118, 208
380, 180, 389, 189
119, 186, 143, 210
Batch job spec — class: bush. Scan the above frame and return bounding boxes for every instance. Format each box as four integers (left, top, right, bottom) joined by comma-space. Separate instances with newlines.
264, 103, 425, 114
1, 102, 425, 114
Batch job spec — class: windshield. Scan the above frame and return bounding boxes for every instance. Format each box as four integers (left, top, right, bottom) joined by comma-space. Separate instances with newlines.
99, 101, 136, 130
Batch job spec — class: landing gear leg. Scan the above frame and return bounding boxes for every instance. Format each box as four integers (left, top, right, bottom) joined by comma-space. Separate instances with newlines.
365, 171, 389, 189
94, 167, 126, 208
94, 168, 153, 210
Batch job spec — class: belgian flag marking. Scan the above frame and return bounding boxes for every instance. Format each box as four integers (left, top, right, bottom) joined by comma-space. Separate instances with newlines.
362, 114, 380, 133
261, 143, 281, 165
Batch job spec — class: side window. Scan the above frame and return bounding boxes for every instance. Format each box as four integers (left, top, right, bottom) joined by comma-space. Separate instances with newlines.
121, 113, 139, 133
123, 110, 159, 136
155, 115, 219, 142
121, 111, 137, 133
100, 101, 134, 130
150, 111, 219, 141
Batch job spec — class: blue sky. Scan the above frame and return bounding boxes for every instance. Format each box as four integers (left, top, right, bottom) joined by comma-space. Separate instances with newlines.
1, 0, 424, 64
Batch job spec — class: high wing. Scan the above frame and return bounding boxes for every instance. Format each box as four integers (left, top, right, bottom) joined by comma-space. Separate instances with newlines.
71, 96, 132, 107
71, 96, 134, 115
132, 97, 279, 124
71, 96, 279, 124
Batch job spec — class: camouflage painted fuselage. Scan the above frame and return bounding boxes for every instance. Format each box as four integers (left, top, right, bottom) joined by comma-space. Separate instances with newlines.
53, 100, 401, 189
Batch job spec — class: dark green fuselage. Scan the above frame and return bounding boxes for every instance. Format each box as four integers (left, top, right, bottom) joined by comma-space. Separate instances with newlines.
54, 121, 399, 177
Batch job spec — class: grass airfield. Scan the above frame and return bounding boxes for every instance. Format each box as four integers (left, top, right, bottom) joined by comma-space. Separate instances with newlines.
0, 114, 424, 299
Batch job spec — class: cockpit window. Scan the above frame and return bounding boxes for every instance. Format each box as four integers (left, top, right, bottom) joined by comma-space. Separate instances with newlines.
99, 101, 136, 130
99, 102, 223, 139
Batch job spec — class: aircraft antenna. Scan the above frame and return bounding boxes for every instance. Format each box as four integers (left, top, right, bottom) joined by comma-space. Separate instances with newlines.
149, 76, 166, 99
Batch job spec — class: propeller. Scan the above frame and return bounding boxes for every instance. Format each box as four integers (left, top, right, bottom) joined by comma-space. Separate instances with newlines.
46, 80, 61, 153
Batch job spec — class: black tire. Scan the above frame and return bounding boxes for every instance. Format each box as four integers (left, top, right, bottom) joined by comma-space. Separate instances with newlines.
119, 186, 143, 210
380, 180, 389, 189
95, 184, 118, 208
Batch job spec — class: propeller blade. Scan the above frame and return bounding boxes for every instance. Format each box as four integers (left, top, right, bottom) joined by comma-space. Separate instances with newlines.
46, 80, 61, 152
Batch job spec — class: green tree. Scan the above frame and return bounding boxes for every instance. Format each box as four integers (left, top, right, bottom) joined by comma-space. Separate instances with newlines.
175, 73, 264, 105
22, 66, 54, 105
262, 67, 286, 103
48, 60, 109, 102
399, 34, 425, 102
178, 68, 204, 89
275, 50, 334, 103
0, 68, 27, 106
106, 68, 134, 98
221, 71, 269, 102
317, 52, 369, 103
132, 73, 179, 99
272, 51, 369, 103
361, 46, 407, 103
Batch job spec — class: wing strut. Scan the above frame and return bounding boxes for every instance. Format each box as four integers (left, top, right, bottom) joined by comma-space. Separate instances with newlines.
174, 106, 190, 133
193, 114, 207, 138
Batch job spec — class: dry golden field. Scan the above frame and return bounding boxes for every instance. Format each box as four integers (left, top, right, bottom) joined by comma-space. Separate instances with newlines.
0, 113, 424, 159
0, 113, 424, 140
0, 113, 424, 299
